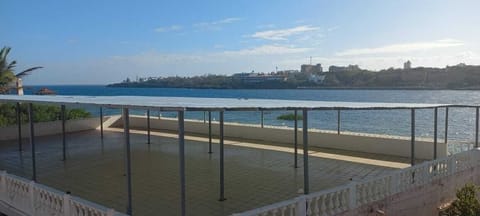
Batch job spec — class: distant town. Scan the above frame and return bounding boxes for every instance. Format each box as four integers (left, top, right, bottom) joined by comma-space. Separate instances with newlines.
108, 61, 480, 89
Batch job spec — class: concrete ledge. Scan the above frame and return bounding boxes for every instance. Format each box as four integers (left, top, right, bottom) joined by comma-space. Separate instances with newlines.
0, 117, 104, 141
111, 115, 446, 160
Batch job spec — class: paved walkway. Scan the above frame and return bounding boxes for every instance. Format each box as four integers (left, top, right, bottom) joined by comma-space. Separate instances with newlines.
0, 129, 412, 216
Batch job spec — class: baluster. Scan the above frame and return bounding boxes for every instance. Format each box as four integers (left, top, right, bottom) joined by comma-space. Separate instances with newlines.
29, 181, 36, 216
449, 157, 456, 175
358, 185, 365, 205
330, 193, 336, 215
289, 203, 295, 216
342, 189, 348, 211
306, 198, 313, 215
0, 171, 6, 203
364, 183, 370, 203
335, 191, 341, 213
313, 197, 320, 215
369, 182, 374, 202
319, 196, 326, 215
385, 177, 390, 197
398, 173, 404, 192
332, 192, 338, 214
366, 182, 372, 203
322, 194, 328, 215
328, 193, 333, 215
271, 208, 278, 216
63, 194, 70, 216
378, 179, 383, 199
280, 206, 287, 216
329, 193, 334, 215
321, 195, 327, 215
295, 196, 307, 216
348, 183, 356, 210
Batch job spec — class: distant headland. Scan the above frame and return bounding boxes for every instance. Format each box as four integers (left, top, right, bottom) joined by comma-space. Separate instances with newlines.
107, 61, 480, 90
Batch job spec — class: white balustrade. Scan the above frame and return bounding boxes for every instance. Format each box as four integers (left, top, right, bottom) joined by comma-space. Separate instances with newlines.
232, 197, 299, 216
305, 185, 349, 216
0, 171, 126, 216
234, 148, 480, 216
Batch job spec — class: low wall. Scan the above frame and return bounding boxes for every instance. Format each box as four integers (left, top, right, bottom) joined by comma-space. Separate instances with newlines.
111, 115, 446, 160
0, 117, 104, 141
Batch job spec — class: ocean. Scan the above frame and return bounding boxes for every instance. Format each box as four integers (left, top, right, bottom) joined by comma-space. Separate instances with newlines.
24, 85, 480, 153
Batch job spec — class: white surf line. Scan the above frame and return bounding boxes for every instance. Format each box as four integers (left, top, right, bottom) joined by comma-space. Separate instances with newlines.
103, 127, 409, 169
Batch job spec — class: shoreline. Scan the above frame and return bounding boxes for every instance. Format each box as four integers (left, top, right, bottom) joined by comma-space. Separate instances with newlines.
104, 85, 480, 91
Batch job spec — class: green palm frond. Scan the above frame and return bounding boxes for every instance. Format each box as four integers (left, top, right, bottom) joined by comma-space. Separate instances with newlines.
0, 46, 43, 94
7, 60, 16, 70
16, 66, 43, 78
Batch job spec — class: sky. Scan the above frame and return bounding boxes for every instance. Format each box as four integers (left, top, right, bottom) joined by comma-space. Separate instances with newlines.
1, 0, 480, 85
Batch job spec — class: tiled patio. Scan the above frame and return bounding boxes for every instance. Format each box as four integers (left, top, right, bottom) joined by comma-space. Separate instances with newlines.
0, 128, 411, 216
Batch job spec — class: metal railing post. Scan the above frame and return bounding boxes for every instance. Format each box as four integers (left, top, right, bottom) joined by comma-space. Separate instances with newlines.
303, 109, 309, 194
147, 109, 151, 144
294, 110, 298, 168
445, 107, 448, 144
122, 108, 133, 215
208, 111, 212, 154
476, 107, 479, 148
61, 105, 67, 161
261, 110, 264, 128
28, 103, 36, 181
16, 102, 22, 151
219, 111, 226, 201
434, 108, 438, 159
100, 107, 104, 139
411, 109, 416, 166
337, 109, 341, 135
178, 110, 186, 216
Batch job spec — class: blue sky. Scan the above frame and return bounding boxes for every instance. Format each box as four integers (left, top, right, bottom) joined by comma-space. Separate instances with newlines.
1, 0, 480, 84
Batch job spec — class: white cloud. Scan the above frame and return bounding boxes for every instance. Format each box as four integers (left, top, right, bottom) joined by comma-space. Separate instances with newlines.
194, 17, 242, 30
280, 50, 480, 72
109, 45, 310, 66
223, 45, 311, 56
154, 25, 182, 33
256, 24, 276, 29
327, 26, 340, 32
251, 25, 319, 41
336, 39, 464, 56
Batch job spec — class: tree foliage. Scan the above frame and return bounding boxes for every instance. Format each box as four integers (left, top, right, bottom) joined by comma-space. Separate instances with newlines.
0, 46, 42, 94
277, 113, 303, 121
441, 183, 480, 216
0, 103, 91, 127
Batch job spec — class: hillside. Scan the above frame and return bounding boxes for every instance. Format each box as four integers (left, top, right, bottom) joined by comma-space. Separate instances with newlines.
107, 64, 480, 89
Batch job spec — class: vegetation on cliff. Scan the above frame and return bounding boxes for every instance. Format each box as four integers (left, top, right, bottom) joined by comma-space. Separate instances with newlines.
108, 64, 480, 89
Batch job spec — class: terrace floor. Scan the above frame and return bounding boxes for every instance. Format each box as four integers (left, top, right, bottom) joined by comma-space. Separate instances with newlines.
0, 128, 414, 216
